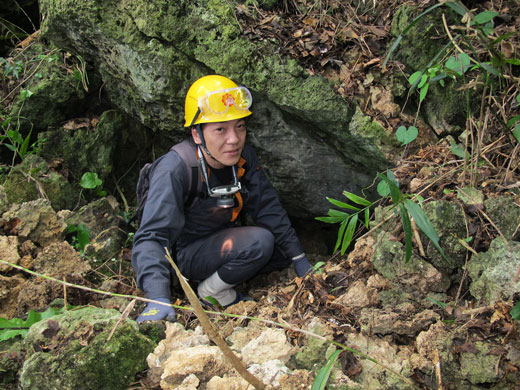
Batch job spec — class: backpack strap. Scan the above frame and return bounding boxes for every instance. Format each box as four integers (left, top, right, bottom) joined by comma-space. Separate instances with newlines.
171, 140, 202, 209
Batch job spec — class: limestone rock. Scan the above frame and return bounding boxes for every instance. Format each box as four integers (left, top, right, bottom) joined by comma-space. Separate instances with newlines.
0, 235, 20, 272
359, 305, 440, 336
372, 234, 450, 294
19, 307, 154, 390
332, 279, 380, 310
241, 328, 296, 365
484, 196, 520, 241
247, 359, 290, 387
468, 237, 520, 304
147, 323, 210, 384
2, 198, 67, 246
2, 155, 76, 211
160, 345, 233, 388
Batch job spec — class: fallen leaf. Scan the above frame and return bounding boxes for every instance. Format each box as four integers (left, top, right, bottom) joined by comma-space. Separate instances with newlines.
453, 342, 478, 354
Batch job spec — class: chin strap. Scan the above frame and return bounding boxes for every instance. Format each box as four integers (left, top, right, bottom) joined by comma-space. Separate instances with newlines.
192, 109, 224, 166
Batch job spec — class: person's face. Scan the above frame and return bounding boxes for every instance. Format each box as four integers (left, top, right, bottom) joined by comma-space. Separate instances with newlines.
192, 118, 246, 169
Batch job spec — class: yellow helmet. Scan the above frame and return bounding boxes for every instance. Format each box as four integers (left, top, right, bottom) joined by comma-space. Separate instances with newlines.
184, 75, 253, 127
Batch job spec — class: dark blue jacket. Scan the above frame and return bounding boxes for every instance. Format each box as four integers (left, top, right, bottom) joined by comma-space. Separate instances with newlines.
131, 140, 304, 299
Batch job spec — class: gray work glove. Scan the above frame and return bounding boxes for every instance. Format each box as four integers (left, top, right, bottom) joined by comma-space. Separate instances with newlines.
136, 297, 176, 322
293, 254, 312, 277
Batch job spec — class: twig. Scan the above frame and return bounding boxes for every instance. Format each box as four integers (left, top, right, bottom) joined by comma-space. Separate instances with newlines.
64, 276, 68, 312
433, 349, 444, 390
411, 219, 425, 257
163, 248, 266, 390
107, 299, 136, 342
478, 209, 512, 251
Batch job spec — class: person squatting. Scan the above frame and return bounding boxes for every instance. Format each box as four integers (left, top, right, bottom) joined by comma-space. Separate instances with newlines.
132, 74, 312, 322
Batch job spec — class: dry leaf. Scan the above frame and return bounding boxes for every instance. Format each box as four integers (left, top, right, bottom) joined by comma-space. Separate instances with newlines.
303, 16, 317, 27
501, 41, 514, 58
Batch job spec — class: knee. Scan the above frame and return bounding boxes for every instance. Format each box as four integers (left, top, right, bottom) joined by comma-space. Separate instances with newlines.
250, 227, 275, 262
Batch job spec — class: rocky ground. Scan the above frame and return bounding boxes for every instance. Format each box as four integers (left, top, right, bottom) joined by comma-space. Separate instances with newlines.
1, 0, 520, 389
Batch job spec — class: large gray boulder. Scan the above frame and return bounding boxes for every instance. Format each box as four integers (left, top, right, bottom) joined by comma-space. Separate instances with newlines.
38, 0, 397, 217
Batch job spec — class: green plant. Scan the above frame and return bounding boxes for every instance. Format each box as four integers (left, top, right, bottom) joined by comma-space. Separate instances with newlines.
80, 172, 107, 196
0, 111, 44, 162
315, 190, 372, 255
378, 171, 450, 263
312, 261, 326, 274
66, 223, 90, 253
507, 94, 520, 143
311, 349, 342, 390
396, 125, 418, 145
0, 57, 24, 79
511, 302, 520, 320
317, 170, 450, 264
0, 306, 73, 341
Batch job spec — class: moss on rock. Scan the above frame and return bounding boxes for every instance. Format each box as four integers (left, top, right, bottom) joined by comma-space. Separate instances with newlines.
19, 307, 155, 390
3, 154, 76, 211
39, 110, 122, 184
468, 238, 520, 304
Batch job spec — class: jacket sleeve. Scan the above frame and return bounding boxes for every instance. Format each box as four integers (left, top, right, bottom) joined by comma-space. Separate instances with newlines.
242, 145, 304, 259
131, 152, 187, 300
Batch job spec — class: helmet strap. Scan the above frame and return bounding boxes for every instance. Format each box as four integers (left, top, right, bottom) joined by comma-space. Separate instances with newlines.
190, 108, 222, 166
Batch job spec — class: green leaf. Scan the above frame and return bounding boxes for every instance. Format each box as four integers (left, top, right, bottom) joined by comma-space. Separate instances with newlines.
334, 219, 348, 253
203, 296, 221, 308
473, 10, 498, 25
326, 197, 360, 211
396, 126, 418, 146
19, 89, 33, 101
511, 302, 520, 320
419, 83, 429, 102
364, 207, 370, 229
311, 349, 342, 390
315, 216, 345, 224
445, 53, 472, 76
342, 191, 372, 206
507, 114, 520, 128
328, 209, 351, 218
377, 172, 402, 204
377, 170, 398, 197
444, 1, 468, 17
67, 223, 90, 250
428, 297, 448, 309
450, 141, 468, 160
7, 130, 23, 144
79, 172, 102, 189
399, 204, 413, 262
403, 199, 451, 264
403, 199, 439, 243
5, 144, 17, 152
19, 129, 32, 158
478, 62, 499, 77
377, 180, 390, 197
341, 214, 358, 255
513, 124, 520, 143
0, 306, 71, 341
312, 261, 326, 273
417, 74, 428, 89
408, 71, 422, 86
457, 187, 484, 206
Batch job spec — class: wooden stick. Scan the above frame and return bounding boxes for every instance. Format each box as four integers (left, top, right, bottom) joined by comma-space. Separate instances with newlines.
164, 248, 266, 390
